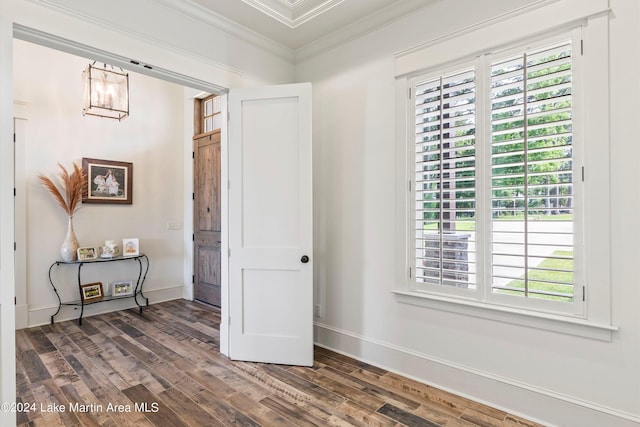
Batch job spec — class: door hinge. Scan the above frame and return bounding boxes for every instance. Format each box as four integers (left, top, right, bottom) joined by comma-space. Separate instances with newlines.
408, 87, 412, 99
13, 133, 16, 143
192, 234, 195, 241
228, 248, 231, 257
14, 297, 17, 305
14, 242, 16, 251
192, 274, 195, 284
581, 39, 584, 56
192, 192, 195, 200
409, 267, 412, 279
581, 166, 585, 182
582, 286, 585, 301
192, 151, 195, 159
408, 180, 412, 192
13, 187, 16, 197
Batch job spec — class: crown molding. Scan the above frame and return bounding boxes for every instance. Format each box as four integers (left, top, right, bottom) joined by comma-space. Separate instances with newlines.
295, 0, 437, 62
241, 0, 344, 29
25, 0, 294, 64
152, 0, 294, 61
394, 0, 559, 59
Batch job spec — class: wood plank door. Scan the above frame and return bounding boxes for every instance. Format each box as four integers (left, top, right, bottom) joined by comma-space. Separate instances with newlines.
194, 130, 221, 306
228, 83, 313, 366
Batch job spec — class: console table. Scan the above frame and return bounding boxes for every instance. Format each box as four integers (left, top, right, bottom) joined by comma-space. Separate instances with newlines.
48, 254, 149, 325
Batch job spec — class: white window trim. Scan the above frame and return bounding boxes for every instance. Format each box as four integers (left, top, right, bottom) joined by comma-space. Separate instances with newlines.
394, 0, 614, 340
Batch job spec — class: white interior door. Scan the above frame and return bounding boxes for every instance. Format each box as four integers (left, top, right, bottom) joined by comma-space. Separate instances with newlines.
228, 83, 313, 366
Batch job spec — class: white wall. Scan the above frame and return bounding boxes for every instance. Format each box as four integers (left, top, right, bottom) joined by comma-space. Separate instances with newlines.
298, 0, 640, 426
13, 39, 187, 325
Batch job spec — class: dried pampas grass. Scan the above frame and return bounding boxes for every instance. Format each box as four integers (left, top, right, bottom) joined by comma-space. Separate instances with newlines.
39, 163, 86, 217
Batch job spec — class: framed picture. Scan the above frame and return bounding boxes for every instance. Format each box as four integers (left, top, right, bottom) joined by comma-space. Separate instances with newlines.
77, 246, 98, 261
82, 158, 133, 204
80, 282, 103, 302
122, 238, 139, 256
111, 280, 134, 297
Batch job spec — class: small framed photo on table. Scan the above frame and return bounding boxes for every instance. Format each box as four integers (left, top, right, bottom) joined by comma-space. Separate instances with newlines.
110, 280, 134, 297
80, 282, 103, 302
122, 238, 139, 256
77, 247, 98, 261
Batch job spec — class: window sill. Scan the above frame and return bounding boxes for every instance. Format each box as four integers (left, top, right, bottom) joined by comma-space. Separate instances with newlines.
393, 290, 617, 341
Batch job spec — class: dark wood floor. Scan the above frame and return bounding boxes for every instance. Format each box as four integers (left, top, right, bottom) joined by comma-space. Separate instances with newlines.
16, 300, 543, 427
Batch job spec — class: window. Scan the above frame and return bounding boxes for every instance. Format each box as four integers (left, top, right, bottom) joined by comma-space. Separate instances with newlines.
195, 95, 222, 135
414, 69, 477, 290
411, 34, 582, 315
489, 42, 575, 304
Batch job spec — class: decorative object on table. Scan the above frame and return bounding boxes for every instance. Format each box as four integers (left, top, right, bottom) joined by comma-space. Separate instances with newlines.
100, 239, 120, 258
80, 282, 104, 302
77, 247, 98, 261
122, 238, 139, 257
100, 246, 114, 258
82, 158, 133, 204
38, 163, 86, 262
82, 61, 129, 121
110, 280, 134, 297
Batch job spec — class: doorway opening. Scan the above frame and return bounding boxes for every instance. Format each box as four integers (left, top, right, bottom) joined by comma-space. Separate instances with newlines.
193, 94, 223, 307
10, 24, 229, 328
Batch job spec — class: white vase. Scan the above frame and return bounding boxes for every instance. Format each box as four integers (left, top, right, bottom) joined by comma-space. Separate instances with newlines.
60, 216, 78, 261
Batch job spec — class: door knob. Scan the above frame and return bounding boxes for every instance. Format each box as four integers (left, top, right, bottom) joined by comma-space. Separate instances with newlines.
301, 255, 310, 264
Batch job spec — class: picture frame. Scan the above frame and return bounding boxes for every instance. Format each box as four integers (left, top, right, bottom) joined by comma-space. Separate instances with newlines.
80, 282, 103, 302
82, 157, 133, 204
122, 238, 139, 256
110, 280, 134, 297
77, 246, 98, 261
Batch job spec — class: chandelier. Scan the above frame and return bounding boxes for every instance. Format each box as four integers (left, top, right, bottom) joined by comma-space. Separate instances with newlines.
82, 62, 129, 121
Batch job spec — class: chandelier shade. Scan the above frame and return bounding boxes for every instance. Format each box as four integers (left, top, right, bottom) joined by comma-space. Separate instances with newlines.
82, 63, 129, 121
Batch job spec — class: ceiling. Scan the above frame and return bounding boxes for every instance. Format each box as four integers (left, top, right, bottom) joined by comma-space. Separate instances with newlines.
178, 0, 436, 50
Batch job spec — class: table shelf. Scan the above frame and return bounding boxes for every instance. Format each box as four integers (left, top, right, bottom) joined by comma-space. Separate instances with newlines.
48, 254, 149, 325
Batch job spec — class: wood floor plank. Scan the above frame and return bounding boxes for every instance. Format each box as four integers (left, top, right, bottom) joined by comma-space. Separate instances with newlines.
333, 400, 399, 427
39, 350, 80, 386
19, 349, 52, 384
59, 382, 116, 427
226, 390, 298, 426
158, 386, 226, 427
122, 383, 189, 427
17, 300, 544, 427
25, 328, 57, 354
16, 329, 36, 353
377, 402, 441, 427
342, 369, 423, 412
287, 365, 385, 411
260, 395, 327, 427
315, 346, 388, 376
192, 387, 263, 427
260, 363, 346, 409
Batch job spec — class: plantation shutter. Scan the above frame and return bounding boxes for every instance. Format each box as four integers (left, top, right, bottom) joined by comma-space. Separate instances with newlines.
414, 69, 476, 289
489, 41, 575, 301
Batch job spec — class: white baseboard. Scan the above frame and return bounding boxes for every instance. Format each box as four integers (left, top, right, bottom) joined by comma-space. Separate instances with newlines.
183, 283, 194, 300
314, 322, 640, 427
15, 304, 28, 330
25, 285, 185, 328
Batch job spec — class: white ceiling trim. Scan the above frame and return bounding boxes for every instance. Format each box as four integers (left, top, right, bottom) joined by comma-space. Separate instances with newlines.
24, 0, 249, 72
13, 23, 229, 94
295, 0, 437, 62
152, 0, 295, 61
241, 0, 344, 28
